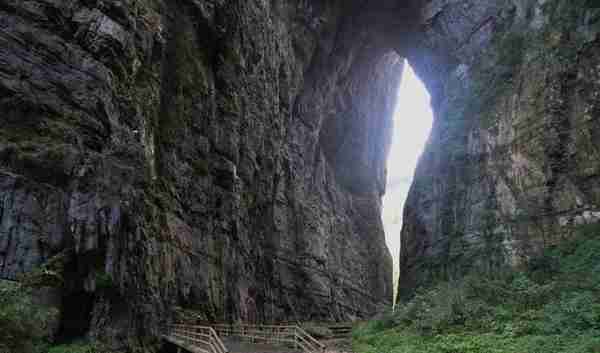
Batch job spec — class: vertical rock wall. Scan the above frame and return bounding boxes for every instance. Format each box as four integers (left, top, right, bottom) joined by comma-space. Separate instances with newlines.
399, 0, 600, 299
0, 0, 404, 348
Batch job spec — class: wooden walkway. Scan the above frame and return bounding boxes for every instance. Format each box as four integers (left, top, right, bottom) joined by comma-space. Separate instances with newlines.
164, 325, 228, 353
223, 337, 301, 353
212, 323, 326, 353
164, 323, 326, 353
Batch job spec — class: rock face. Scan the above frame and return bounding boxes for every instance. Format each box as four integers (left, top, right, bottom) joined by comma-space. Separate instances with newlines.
399, 0, 600, 299
0, 0, 408, 349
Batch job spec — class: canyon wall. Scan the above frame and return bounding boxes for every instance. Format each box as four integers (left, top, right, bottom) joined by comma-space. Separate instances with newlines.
0, 0, 410, 348
399, 0, 600, 299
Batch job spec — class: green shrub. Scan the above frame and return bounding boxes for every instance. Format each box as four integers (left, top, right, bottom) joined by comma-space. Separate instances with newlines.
353, 309, 396, 337
393, 281, 478, 334
0, 281, 57, 353
539, 291, 600, 334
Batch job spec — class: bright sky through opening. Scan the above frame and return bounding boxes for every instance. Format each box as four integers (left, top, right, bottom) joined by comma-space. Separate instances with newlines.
382, 61, 433, 289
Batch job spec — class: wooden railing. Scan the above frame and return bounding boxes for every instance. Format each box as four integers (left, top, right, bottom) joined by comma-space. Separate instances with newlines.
166, 324, 228, 353
211, 323, 326, 353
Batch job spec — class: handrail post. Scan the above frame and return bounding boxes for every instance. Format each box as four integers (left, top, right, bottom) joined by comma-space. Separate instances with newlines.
294, 330, 298, 350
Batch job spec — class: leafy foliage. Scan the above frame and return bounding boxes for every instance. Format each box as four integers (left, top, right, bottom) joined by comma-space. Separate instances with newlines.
354, 226, 600, 353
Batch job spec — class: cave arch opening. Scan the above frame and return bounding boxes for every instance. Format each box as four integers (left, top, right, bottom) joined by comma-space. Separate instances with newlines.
382, 60, 433, 301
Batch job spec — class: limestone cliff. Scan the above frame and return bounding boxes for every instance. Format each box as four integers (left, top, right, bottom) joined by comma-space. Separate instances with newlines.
399, 0, 600, 299
0, 0, 402, 349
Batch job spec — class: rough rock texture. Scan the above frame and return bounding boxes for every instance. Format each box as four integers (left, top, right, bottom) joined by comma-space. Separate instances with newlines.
0, 0, 407, 349
399, 0, 600, 299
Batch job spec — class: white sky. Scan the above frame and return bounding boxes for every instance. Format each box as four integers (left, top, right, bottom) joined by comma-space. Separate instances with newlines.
382, 61, 433, 284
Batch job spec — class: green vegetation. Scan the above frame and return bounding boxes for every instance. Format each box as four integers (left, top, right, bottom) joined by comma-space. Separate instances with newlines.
0, 258, 110, 353
0, 256, 70, 352
0, 280, 57, 353
0, 278, 112, 353
47, 342, 104, 353
354, 225, 600, 353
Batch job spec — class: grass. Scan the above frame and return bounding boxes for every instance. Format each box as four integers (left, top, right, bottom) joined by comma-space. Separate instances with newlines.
353, 224, 600, 353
